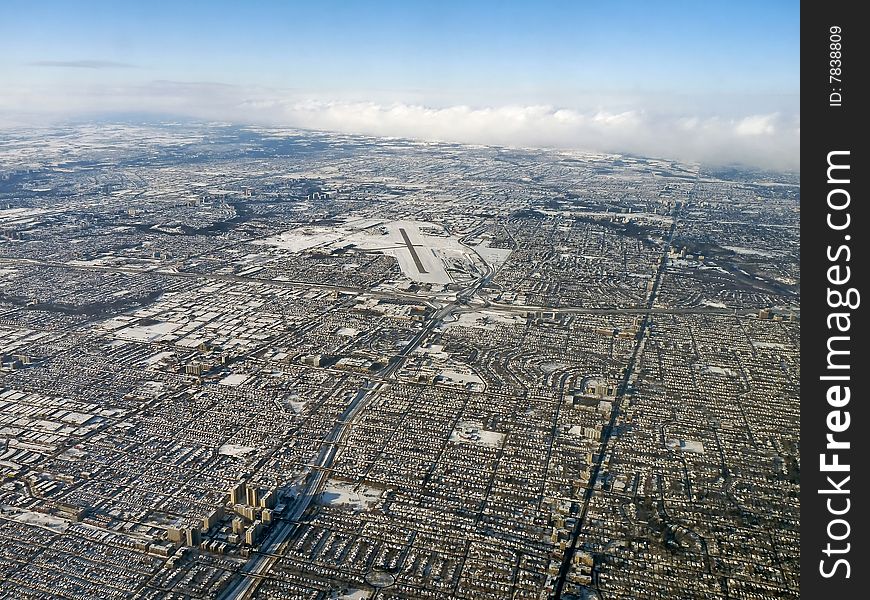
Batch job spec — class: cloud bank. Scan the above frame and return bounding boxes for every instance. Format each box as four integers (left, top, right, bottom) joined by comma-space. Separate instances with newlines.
0, 81, 799, 170
247, 101, 799, 170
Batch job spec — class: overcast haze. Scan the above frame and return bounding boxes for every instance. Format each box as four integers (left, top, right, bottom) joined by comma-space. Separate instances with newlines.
0, 0, 800, 169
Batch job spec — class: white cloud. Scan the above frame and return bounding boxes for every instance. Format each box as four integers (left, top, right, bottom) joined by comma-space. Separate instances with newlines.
0, 81, 799, 170
735, 114, 778, 136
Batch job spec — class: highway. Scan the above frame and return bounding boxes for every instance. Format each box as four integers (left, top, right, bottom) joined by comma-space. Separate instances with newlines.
217, 381, 373, 600
0, 256, 433, 305
551, 203, 684, 598
218, 260, 493, 599
2, 256, 791, 320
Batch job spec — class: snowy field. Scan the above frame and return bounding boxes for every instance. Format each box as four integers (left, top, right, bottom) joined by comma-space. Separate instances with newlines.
472, 239, 512, 266
666, 439, 705, 454
721, 245, 781, 258
253, 226, 344, 252
1, 506, 70, 532
752, 341, 788, 350
702, 300, 728, 308
108, 320, 182, 343
130, 381, 164, 399
218, 373, 249, 386
336, 589, 371, 600
218, 444, 257, 458
446, 310, 523, 330
378, 220, 457, 284
141, 351, 174, 367
449, 421, 506, 448
700, 365, 736, 377
254, 218, 488, 285
566, 425, 585, 437
319, 480, 383, 511
436, 370, 484, 390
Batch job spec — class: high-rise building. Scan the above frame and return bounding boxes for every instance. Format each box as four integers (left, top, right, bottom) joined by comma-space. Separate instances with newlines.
259, 489, 276, 509
245, 520, 262, 545
185, 363, 203, 376
229, 481, 245, 505
202, 507, 223, 531
246, 484, 260, 507
185, 527, 201, 547
167, 527, 183, 543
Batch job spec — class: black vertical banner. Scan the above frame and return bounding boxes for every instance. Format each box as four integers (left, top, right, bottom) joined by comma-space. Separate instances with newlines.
801, 2, 868, 597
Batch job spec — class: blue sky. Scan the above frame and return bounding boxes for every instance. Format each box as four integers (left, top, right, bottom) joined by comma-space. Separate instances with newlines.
0, 0, 800, 168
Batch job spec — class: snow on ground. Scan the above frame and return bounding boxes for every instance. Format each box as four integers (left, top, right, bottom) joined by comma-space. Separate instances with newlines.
67, 257, 115, 267
113, 321, 182, 343
702, 300, 729, 308
58, 446, 88, 461
254, 218, 485, 285
446, 310, 522, 330
538, 361, 572, 375
0, 207, 48, 220
473, 240, 512, 266
265, 388, 308, 413
1, 506, 70, 532
436, 370, 484, 390
721, 245, 781, 258
701, 365, 736, 377
556, 210, 673, 224
449, 421, 506, 448
346, 220, 463, 284
219, 373, 249, 387
141, 351, 174, 367
667, 439, 705, 454
336, 327, 360, 337
61, 412, 95, 425
253, 227, 344, 252
380, 220, 454, 284
335, 589, 371, 600
319, 480, 383, 511
218, 444, 257, 458
131, 381, 164, 398
753, 341, 788, 349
